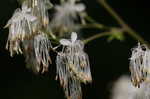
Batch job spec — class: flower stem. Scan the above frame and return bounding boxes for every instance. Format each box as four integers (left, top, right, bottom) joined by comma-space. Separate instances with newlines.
83, 32, 111, 44
79, 23, 108, 30
98, 0, 150, 47
84, 16, 111, 30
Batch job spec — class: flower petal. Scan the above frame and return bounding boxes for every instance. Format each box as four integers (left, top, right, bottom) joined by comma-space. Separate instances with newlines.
71, 32, 77, 43
60, 39, 71, 45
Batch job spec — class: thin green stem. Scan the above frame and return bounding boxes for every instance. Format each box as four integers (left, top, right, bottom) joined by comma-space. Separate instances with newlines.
85, 15, 98, 23
78, 23, 108, 30
83, 31, 111, 44
84, 16, 111, 30
98, 0, 150, 47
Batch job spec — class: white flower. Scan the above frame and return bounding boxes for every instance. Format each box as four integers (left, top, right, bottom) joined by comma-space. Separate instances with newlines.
23, 33, 51, 73
55, 0, 85, 17
59, 32, 78, 46
5, 2, 38, 41
34, 33, 52, 72
5, 2, 39, 57
56, 32, 92, 99
129, 43, 148, 87
60, 32, 84, 51
50, 1, 86, 34
58, 32, 92, 83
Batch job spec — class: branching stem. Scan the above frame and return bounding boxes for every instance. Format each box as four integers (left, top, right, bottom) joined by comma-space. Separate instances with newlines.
98, 0, 150, 47
83, 32, 111, 44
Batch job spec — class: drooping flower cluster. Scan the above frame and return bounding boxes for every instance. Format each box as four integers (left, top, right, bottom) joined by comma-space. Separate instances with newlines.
5, 0, 52, 72
5, 3, 38, 41
23, 33, 51, 73
56, 32, 92, 99
4, 0, 92, 99
129, 43, 150, 87
5, 3, 38, 56
5, 0, 87, 57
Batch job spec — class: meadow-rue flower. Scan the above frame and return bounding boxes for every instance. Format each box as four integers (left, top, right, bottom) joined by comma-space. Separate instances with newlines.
59, 32, 92, 83
129, 43, 148, 87
50, 0, 86, 35
55, 0, 85, 18
5, 2, 38, 41
56, 32, 92, 99
34, 33, 52, 70
23, 33, 51, 73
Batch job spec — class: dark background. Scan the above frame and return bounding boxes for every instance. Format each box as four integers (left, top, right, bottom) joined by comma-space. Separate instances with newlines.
0, 0, 150, 99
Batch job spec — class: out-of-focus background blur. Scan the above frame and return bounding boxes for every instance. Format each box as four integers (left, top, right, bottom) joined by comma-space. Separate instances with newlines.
0, 0, 150, 99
